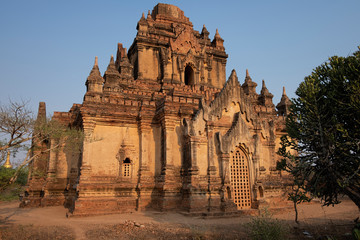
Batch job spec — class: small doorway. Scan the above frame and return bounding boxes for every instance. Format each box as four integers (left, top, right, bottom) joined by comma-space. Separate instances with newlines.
185, 65, 194, 85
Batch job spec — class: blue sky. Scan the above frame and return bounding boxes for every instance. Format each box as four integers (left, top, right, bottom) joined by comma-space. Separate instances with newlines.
0, 0, 359, 116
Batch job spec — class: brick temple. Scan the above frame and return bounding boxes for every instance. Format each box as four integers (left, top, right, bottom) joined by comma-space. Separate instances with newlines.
22, 3, 291, 216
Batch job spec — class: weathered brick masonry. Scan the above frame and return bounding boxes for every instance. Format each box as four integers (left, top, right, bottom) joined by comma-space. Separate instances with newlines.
22, 3, 292, 216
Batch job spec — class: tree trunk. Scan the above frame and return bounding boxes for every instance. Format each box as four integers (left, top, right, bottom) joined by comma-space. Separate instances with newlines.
344, 185, 360, 211
294, 201, 299, 224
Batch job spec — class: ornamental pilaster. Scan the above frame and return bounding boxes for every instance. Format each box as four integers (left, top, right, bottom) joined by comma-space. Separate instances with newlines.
138, 119, 151, 172
137, 45, 145, 79
161, 117, 176, 174
207, 123, 217, 175
81, 118, 96, 173
188, 136, 200, 175
220, 153, 230, 185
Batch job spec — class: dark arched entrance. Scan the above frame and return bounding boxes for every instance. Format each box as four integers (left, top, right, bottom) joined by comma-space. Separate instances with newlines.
184, 65, 194, 85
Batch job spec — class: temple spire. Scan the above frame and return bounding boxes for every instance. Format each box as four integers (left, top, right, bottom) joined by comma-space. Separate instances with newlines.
228, 69, 240, 88
103, 54, 121, 92
242, 69, 257, 96
201, 24, 210, 40
36, 101, 46, 124
115, 43, 126, 69
119, 47, 133, 79
245, 69, 253, 82
105, 55, 120, 76
212, 28, 224, 49
215, 28, 220, 38
259, 79, 274, 108
137, 12, 148, 34
138, 12, 147, 25
85, 56, 104, 93
261, 79, 270, 96
95, 56, 98, 66
89, 56, 102, 77
276, 86, 291, 116
229, 69, 237, 82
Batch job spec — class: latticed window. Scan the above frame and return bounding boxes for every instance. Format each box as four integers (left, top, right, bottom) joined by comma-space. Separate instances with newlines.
122, 158, 131, 177
230, 149, 251, 209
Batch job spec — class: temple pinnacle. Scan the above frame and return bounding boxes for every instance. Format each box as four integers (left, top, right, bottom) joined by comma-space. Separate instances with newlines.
95, 56, 98, 66
262, 80, 266, 89
215, 28, 220, 38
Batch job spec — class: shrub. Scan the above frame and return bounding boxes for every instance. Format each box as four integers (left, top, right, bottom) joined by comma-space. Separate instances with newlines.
0, 166, 28, 188
247, 209, 289, 240
0, 166, 28, 201
0, 166, 16, 189
15, 166, 29, 186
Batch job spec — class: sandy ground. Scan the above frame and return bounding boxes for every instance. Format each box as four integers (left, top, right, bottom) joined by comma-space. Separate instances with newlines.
0, 199, 359, 239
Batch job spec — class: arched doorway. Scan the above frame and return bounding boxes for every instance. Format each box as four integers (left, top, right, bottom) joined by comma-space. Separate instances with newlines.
230, 149, 251, 209
184, 65, 194, 85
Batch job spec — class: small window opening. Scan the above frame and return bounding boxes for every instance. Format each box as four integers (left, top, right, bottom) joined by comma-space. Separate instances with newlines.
123, 158, 131, 177
185, 65, 194, 85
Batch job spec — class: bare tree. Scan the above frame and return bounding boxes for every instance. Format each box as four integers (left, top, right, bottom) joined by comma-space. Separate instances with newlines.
0, 100, 83, 190
0, 100, 34, 161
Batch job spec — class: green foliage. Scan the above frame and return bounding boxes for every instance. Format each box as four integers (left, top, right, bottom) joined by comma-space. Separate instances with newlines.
0, 166, 28, 200
287, 188, 311, 205
34, 118, 84, 154
278, 47, 360, 209
0, 166, 16, 189
353, 223, 360, 240
0, 166, 28, 187
277, 136, 312, 223
0, 184, 24, 201
247, 209, 289, 240
15, 166, 29, 185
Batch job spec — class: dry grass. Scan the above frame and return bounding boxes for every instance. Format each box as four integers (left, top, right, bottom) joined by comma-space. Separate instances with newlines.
0, 199, 358, 240
0, 220, 356, 240
85, 222, 248, 240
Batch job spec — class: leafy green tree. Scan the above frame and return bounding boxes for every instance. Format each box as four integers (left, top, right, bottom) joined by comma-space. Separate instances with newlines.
278, 47, 360, 210
277, 143, 311, 223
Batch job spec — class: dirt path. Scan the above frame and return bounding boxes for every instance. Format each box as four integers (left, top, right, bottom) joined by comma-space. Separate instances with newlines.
0, 199, 359, 239
0, 202, 252, 239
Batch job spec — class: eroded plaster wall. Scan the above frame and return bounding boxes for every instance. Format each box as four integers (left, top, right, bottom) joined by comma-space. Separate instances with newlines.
91, 125, 139, 177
